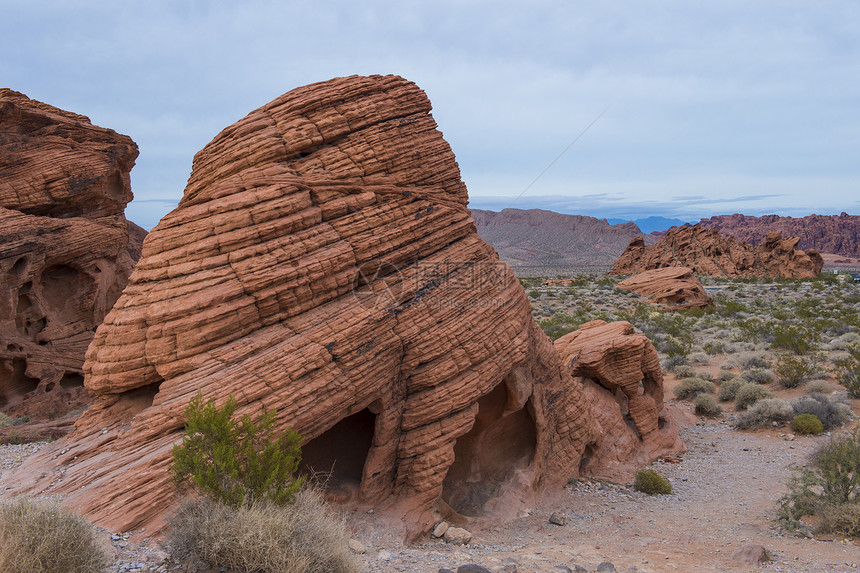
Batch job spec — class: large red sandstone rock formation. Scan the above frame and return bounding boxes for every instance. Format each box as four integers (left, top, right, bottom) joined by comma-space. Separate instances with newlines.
616, 267, 713, 311
5, 76, 682, 537
611, 225, 823, 278
690, 213, 860, 258
0, 89, 142, 426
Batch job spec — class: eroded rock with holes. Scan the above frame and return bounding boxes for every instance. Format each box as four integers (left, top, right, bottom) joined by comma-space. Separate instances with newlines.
0, 89, 142, 426
554, 320, 685, 477
611, 225, 823, 278
5, 76, 682, 537
616, 267, 713, 310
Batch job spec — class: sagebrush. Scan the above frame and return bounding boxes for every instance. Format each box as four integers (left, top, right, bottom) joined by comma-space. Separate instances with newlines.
0, 497, 110, 573
633, 469, 672, 495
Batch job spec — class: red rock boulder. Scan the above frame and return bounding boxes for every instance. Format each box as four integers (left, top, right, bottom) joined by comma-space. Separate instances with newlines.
0, 89, 142, 427
611, 225, 822, 278
616, 267, 713, 310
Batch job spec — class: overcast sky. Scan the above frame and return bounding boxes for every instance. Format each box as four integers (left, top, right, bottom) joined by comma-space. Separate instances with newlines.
3, 1, 859, 229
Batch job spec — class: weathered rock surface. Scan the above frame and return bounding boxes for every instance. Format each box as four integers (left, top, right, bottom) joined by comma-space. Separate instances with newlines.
472, 208, 654, 271
691, 212, 860, 258
554, 320, 685, 478
616, 267, 713, 310
5, 75, 682, 536
0, 89, 142, 424
611, 225, 823, 278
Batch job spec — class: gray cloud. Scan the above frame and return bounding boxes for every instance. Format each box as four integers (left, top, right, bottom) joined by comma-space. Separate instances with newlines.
2, 1, 858, 228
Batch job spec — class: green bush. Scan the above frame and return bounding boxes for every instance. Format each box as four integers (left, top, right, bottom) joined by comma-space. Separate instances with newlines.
833, 343, 860, 398
771, 322, 818, 355
735, 399, 793, 429
633, 470, 672, 495
168, 490, 358, 573
171, 392, 304, 508
778, 428, 860, 533
718, 377, 746, 402
791, 414, 824, 435
693, 394, 722, 418
774, 353, 818, 388
673, 377, 715, 400
0, 413, 13, 429
0, 497, 110, 573
735, 383, 773, 411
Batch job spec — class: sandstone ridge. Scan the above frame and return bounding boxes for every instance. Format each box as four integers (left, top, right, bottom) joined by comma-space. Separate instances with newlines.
612, 224, 823, 278
0, 89, 142, 428
5, 76, 682, 537
616, 267, 713, 311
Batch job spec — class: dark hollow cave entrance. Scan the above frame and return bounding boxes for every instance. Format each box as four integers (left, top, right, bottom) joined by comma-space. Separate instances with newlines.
300, 408, 376, 503
441, 382, 537, 517
0, 358, 40, 408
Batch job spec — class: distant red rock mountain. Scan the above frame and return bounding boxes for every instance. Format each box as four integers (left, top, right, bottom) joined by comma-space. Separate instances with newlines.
471, 208, 653, 270
653, 213, 860, 258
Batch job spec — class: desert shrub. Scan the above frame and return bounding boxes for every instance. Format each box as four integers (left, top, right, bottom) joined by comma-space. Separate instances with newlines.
171, 393, 304, 508
633, 470, 672, 495
0, 413, 13, 429
718, 377, 747, 402
694, 394, 722, 418
671, 364, 696, 379
688, 352, 711, 365
734, 383, 773, 410
791, 414, 824, 435
717, 369, 737, 382
791, 393, 851, 431
833, 343, 860, 398
735, 399, 793, 429
805, 379, 833, 394
528, 289, 540, 299
168, 490, 358, 573
660, 355, 690, 372
771, 322, 818, 355
673, 377, 715, 400
774, 353, 818, 388
777, 429, 860, 533
817, 503, 860, 537
731, 352, 769, 370
741, 367, 774, 385
660, 336, 692, 359
702, 340, 727, 355
0, 497, 110, 573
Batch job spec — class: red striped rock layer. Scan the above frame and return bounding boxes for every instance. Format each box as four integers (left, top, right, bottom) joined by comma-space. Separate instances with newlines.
611, 225, 823, 278
0, 89, 140, 423
6, 76, 681, 536
616, 267, 713, 310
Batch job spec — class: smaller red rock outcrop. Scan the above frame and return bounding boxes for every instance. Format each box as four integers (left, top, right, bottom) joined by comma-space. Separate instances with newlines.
554, 320, 685, 479
0, 89, 142, 426
611, 225, 823, 278
616, 267, 713, 310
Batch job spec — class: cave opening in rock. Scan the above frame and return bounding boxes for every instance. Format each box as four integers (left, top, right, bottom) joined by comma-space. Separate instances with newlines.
300, 408, 375, 502
441, 382, 537, 517
0, 357, 40, 408
39, 264, 91, 314
60, 372, 85, 390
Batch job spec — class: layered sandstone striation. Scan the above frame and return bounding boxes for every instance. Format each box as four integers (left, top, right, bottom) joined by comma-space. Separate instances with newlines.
692, 212, 860, 258
616, 267, 713, 310
5, 76, 682, 536
0, 89, 142, 426
611, 225, 823, 278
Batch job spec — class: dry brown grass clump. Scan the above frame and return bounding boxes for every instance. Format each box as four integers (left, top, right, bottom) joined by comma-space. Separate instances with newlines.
0, 497, 110, 573
168, 487, 358, 573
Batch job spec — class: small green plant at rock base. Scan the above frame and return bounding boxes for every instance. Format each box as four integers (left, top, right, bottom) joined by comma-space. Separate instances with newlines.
0, 497, 110, 573
791, 413, 824, 435
633, 469, 672, 495
672, 377, 715, 400
0, 413, 13, 429
171, 392, 305, 508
